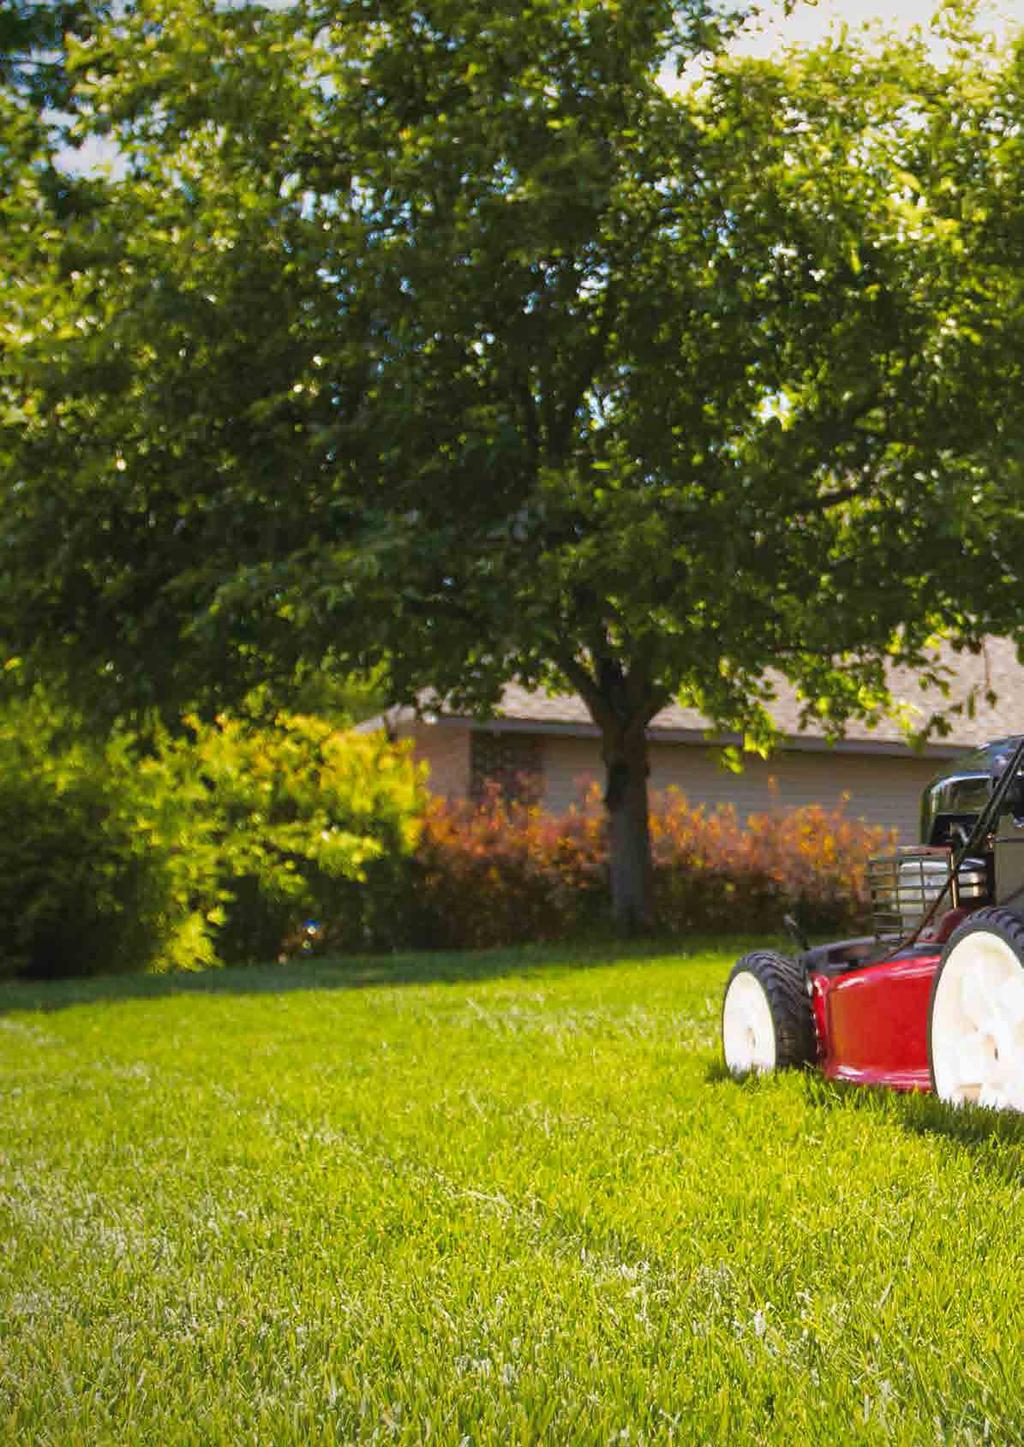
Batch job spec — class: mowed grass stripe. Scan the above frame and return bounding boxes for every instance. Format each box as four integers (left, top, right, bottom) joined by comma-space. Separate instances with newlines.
2, 942, 1024, 1443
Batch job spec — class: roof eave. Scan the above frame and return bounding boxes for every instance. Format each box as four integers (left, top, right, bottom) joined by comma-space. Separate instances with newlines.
397, 712, 965, 758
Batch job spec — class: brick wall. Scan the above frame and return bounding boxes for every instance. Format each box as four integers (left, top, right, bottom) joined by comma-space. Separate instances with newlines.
470, 730, 543, 801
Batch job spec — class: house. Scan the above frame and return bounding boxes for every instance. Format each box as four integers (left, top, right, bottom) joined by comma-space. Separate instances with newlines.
361, 639, 1024, 841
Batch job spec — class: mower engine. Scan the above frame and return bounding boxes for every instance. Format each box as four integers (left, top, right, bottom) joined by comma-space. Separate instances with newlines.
866, 848, 989, 939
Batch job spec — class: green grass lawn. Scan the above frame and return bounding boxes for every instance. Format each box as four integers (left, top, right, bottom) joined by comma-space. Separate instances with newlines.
3, 940, 1024, 1444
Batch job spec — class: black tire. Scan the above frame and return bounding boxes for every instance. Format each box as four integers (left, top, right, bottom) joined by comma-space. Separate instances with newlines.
721, 949, 815, 1075
928, 906, 1024, 1107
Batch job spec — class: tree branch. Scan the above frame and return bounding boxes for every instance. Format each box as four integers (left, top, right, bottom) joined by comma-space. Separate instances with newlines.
555, 651, 608, 726
547, 281, 620, 464
795, 480, 872, 517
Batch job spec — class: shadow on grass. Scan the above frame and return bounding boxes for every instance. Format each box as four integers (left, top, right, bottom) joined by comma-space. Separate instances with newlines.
704, 1058, 735, 1086
710, 1061, 1024, 1182
805, 1071, 1024, 1185
0, 934, 757, 1018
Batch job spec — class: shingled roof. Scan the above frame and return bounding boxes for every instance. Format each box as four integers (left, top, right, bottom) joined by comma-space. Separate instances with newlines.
364, 638, 1024, 754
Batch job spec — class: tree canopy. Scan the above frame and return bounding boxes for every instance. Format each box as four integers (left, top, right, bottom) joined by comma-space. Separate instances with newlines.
3, 0, 1024, 924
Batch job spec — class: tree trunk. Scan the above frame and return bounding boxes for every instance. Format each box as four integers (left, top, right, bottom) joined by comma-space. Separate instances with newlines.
602, 720, 654, 934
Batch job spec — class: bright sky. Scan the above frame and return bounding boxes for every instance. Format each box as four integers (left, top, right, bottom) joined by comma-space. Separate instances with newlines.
729, 0, 1021, 56
661, 0, 1022, 97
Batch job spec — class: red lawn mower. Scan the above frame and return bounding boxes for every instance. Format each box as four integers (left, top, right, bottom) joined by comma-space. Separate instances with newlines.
721, 735, 1024, 1110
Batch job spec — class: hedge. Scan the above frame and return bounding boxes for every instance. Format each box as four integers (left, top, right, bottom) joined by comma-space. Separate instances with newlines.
0, 691, 895, 975
391, 784, 893, 951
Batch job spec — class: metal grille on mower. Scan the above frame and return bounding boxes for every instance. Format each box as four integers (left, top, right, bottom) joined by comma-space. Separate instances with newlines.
868, 847, 988, 939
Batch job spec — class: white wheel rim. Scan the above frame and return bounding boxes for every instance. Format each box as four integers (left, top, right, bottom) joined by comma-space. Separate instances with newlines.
931, 930, 1024, 1111
723, 972, 777, 1074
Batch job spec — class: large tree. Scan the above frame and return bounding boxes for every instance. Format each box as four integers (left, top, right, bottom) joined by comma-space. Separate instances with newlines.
0, 1, 108, 109
3, 0, 1022, 928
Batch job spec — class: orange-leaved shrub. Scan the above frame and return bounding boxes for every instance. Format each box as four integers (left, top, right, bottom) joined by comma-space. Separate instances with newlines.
403, 783, 607, 950
372, 783, 894, 950
650, 788, 893, 936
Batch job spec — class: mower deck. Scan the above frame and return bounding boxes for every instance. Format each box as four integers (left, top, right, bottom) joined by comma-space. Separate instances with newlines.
809, 944, 941, 1091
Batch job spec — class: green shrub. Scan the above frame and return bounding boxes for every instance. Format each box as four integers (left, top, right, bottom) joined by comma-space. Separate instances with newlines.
0, 709, 185, 979
166, 712, 426, 964
0, 696, 425, 978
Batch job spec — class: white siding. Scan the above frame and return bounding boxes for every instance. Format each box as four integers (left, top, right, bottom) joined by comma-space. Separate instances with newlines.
541, 735, 942, 842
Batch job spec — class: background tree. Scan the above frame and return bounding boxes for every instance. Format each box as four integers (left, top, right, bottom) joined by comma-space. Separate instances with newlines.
3, 0, 1020, 929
